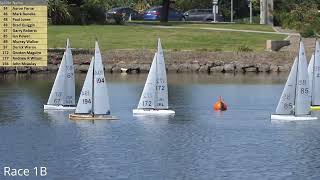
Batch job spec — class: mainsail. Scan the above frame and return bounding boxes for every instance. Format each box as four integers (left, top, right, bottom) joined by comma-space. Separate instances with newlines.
275, 57, 297, 115
137, 53, 157, 109
295, 41, 311, 115
308, 40, 320, 105
63, 38, 75, 105
75, 58, 94, 114
155, 38, 169, 109
93, 41, 111, 115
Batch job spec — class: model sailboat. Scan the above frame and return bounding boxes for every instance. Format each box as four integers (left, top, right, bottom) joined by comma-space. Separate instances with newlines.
69, 41, 117, 120
133, 38, 175, 115
44, 39, 75, 110
308, 40, 320, 110
271, 40, 317, 121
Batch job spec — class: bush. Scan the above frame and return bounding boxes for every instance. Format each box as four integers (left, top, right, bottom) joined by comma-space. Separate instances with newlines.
236, 44, 253, 52
81, 0, 107, 24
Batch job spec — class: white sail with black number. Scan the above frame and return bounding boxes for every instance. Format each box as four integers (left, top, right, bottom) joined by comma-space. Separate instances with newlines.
275, 57, 297, 115
63, 38, 75, 105
75, 58, 94, 114
295, 41, 311, 115
308, 40, 320, 106
155, 38, 169, 109
47, 52, 66, 105
93, 41, 111, 115
137, 53, 157, 109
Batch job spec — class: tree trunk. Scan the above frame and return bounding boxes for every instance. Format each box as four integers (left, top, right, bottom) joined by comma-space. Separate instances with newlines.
160, 0, 170, 23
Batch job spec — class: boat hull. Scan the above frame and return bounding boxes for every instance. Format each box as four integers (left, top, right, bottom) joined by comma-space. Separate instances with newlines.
44, 104, 76, 111
69, 113, 118, 120
132, 109, 175, 116
310, 106, 320, 111
271, 114, 318, 122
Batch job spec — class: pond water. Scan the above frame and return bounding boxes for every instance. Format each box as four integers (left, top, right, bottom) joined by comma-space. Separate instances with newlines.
0, 73, 320, 179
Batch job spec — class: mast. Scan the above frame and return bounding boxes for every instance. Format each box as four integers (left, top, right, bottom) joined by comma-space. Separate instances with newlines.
154, 47, 158, 110
311, 38, 317, 105
92, 58, 95, 116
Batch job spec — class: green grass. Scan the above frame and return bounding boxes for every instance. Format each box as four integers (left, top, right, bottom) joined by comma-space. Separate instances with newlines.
128, 21, 276, 32
48, 25, 286, 51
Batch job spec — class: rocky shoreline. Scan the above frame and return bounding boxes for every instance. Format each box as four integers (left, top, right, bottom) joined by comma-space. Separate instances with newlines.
0, 49, 299, 74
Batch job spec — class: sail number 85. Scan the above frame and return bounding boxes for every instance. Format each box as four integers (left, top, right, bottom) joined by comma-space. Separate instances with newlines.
300, 88, 309, 94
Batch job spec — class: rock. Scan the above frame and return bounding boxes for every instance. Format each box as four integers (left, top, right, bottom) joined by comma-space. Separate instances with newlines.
78, 64, 89, 73
111, 65, 122, 73
198, 65, 210, 73
213, 61, 224, 66
257, 64, 270, 72
73, 64, 80, 72
191, 63, 200, 72
104, 64, 113, 73
139, 64, 151, 73
31, 67, 47, 73
223, 64, 235, 73
47, 64, 58, 72
177, 63, 192, 72
278, 65, 291, 72
16, 66, 31, 73
245, 67, 258, 72
167, 64, 179, 72
210, 66, 224, 73
270, 65, 279, 72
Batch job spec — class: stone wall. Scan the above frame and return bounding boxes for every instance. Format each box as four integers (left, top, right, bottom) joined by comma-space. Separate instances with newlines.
0, 49, 298, 74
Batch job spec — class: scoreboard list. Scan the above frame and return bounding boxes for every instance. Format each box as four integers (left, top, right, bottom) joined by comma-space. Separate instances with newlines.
0, 0, 47, 66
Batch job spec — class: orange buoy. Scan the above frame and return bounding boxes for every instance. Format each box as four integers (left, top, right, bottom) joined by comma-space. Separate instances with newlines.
213, 96, 228, 111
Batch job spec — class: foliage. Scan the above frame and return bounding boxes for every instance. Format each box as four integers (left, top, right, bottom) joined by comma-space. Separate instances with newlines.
274, 1, 320, 37
236, 44, 253, 52
48, 0, 72, 25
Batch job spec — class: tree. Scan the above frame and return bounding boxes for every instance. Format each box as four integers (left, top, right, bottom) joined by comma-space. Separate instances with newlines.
160, 0, 170, 23
48, 0, 72, 24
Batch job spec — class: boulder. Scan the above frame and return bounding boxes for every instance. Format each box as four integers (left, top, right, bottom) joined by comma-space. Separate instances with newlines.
210, 66, 224, 73
223, 64, 235, 73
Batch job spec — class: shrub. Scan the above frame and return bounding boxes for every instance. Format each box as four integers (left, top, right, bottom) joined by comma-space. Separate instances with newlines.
236, 44, 253, 52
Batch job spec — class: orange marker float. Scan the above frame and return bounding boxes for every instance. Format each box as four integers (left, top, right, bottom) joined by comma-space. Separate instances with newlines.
213, 96, 228, 111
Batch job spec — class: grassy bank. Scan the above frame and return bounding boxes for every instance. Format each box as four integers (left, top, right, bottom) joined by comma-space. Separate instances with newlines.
48, 24, 286, 51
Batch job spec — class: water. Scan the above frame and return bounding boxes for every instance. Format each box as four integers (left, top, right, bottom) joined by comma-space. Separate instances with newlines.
1, 73, 320, 180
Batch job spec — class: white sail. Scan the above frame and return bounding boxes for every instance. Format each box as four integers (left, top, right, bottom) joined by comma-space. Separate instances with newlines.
75, 58, 94, 114
93, 41, 111, 115
275, 57, 298, 115
63, 38, 76, 105
47, 52, 66, 105
308, 52, 314, 97
137, 53, 157, 109
295, 41, 311, 115
155, 38, 169, 109
310, 40, 320, 105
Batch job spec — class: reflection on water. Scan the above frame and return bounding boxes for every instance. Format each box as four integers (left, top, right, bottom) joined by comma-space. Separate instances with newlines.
0, 73, 319, 179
